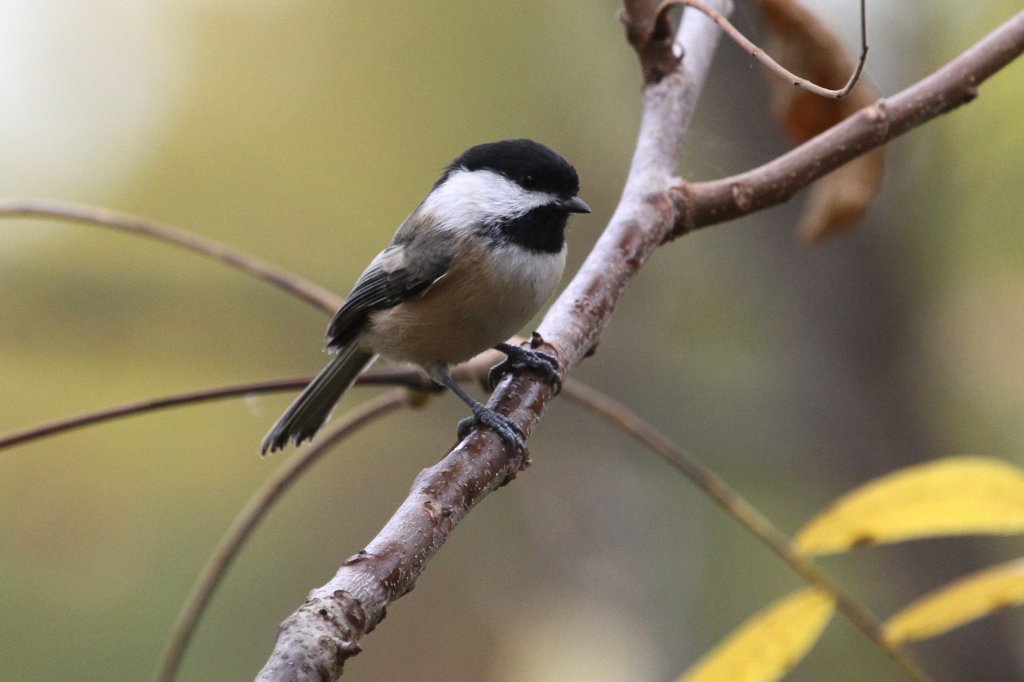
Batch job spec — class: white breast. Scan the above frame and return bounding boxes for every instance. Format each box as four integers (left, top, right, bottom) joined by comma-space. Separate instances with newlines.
487, 242, 566, 317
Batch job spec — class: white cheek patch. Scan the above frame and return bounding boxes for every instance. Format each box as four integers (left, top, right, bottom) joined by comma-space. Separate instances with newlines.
421, 168, 556, 232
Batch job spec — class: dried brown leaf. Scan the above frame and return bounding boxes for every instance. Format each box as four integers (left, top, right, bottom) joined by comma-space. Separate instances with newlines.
757, 0, 885, 242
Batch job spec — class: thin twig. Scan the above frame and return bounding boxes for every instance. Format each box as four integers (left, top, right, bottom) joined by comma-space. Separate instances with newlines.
0, 374, 427, 452
0, 378, 309, 451
0, 356, 508, 453
659, 0, 868, 98
0, 198, 342, 314
560, 379, 931, 682
152, 389, 413, 682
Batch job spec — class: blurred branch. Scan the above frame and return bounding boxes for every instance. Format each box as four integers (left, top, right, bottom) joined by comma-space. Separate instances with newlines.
0, 198, 341, 314
153, 389, 413, 682
0, 353, 511, 452
561, 380, 930, 681
255, 4, 731, 680
0, 378, 310, 451
659, 0, 868, 98
675, 9, 1024, 238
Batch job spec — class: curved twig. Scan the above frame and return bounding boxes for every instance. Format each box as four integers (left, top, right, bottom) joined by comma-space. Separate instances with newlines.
0, 198, 342, 314
659, 0, 868, 98
152, 389, 413, 682
560, 379, 930, 681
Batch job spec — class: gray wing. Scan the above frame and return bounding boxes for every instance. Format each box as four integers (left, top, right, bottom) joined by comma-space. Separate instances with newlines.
325, 220, 453, 350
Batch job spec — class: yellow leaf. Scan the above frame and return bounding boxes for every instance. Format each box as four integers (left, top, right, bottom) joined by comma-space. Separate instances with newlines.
795, 457, 1024, 555
885, 558, 1024, 644
679, 588, 835, 682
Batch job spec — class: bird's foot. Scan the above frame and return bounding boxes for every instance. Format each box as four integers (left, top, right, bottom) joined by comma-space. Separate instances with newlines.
457, 406, 527, 452
487, 338, 562, 394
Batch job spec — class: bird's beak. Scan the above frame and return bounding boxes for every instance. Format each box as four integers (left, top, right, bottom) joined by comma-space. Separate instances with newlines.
561, 196, 592, 214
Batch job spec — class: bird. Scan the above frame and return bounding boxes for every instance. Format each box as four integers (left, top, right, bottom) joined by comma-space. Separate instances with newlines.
260, 139, 590, 455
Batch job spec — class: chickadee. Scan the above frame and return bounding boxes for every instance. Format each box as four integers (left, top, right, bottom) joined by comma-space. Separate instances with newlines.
261, 139, 590, 454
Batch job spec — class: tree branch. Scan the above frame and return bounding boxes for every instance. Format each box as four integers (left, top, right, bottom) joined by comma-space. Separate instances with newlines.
560, 380, 929, 681
154, 390, 413, 682
660, 0, 869, 98
254, 4, 731, 680
674, 9, 1024, 238
0, 355, 512, 453
0, 198, 341, 314
0, 378, 310, 451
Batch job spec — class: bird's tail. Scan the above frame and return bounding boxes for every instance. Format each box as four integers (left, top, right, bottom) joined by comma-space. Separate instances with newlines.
260, 346, 377, 455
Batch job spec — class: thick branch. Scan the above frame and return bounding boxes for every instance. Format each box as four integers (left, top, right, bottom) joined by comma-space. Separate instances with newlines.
675, 9, 1024, 237
541, 1, 728, 371
154, 390, 412, 682
254, 5, 729, 681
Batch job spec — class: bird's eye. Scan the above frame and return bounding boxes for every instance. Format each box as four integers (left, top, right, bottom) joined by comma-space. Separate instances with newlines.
522, 174, 536, 188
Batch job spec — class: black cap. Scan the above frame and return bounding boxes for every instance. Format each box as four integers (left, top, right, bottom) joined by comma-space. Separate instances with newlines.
443, 139, 581, 200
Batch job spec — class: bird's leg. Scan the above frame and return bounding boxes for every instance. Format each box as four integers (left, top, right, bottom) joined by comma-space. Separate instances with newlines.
487, 333, 562, 394
434, 367, 526, 451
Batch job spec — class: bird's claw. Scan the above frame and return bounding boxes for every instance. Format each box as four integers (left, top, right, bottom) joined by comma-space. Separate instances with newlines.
457, 408, 527, 452
487, 343, 562, 394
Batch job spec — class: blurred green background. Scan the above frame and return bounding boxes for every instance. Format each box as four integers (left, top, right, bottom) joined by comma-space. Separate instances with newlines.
2, 1, 1023, 680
